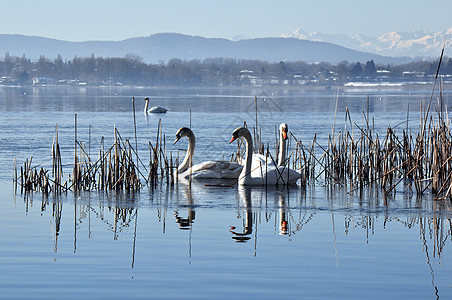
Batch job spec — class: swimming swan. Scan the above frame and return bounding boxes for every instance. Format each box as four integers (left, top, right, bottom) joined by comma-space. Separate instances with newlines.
144, 97, 168, 113
174, 127, 243, 180
229, 126, 299, 185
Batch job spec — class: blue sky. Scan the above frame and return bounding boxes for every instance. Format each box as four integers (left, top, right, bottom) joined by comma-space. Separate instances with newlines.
2, 0, 451, 41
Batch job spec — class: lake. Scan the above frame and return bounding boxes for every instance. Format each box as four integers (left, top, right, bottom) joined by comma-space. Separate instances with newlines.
0, 84, 451, 299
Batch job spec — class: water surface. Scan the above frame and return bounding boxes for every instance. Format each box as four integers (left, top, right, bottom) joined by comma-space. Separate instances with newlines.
0, 85, 451, 299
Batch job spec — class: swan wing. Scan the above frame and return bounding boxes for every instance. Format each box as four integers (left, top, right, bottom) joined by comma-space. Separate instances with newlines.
183, 161, 243, 179
148, 106, 168, 113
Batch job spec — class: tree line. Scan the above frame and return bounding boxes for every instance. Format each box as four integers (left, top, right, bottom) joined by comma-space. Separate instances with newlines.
1, 52, 451, 86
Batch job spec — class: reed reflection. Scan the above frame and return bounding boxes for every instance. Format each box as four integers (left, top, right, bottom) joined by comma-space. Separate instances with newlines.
335, 187, 452, 299
16, 184, 452, 265
27, 190, 140, 254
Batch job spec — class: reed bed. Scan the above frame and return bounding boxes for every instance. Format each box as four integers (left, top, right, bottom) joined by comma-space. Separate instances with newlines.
306, 87, 452, 200
14, 115, 173, 193
13, 69, 452, 197
14, 101, 452, 196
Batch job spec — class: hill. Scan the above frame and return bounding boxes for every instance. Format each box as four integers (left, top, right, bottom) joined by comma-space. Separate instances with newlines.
0, 33, 413, 64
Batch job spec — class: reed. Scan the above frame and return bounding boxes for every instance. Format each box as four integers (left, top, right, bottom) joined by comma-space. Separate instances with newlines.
13, 77, 452, 197
14, 117, 175, 192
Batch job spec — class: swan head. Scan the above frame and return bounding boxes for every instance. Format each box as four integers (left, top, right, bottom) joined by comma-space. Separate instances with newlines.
229, 127, 250, 143
279, 123, 288, 140
174, 127, 193, 145
144, 97, 149, 102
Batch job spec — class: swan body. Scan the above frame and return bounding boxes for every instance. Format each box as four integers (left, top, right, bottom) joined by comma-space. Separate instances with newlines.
229, 126, 300, 185
174, 127, 243, 180
183, 160, 243, 180
250, 153, 268, 170
144, 97, 167, 113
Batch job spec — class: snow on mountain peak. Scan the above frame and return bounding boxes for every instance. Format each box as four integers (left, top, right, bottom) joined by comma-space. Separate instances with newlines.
281, 28, 309, 39
282, 28, 452, 58
378, 32, 401, 43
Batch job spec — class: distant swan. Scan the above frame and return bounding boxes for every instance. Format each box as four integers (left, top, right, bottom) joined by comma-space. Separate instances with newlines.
144, 97, 167, 113
229, 126, 299, 185
174, 127, 243, 180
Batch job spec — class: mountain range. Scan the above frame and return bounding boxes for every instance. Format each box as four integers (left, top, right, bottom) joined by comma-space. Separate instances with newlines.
282, 28, 452, 58
0, 33, 417, 65
0, 31, 442, 66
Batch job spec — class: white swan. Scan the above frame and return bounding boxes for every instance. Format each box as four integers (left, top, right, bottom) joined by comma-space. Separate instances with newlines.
174, 127, 243, 180
144, 97, 168, 113
229, 126, 300, 185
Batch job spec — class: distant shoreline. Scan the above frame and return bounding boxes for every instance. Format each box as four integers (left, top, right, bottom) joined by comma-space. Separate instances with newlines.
1, 81, 450, 92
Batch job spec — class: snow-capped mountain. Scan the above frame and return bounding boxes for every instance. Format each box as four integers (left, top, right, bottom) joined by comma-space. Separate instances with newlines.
282, 28, 452, 58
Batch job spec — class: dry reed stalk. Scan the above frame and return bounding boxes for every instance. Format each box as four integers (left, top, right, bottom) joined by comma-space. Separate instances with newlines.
14, 74, 452, 198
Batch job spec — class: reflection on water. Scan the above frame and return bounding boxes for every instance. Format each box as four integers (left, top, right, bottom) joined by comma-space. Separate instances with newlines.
230, 187, 253, 242
8, 174, 452, 298
19, 182, 452, 257
174, 185, 196, 230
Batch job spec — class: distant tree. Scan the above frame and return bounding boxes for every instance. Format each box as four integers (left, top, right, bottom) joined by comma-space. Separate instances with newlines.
350, 62, 362, 77
2, 51, 452, 87
124, 53, 143, 64
443, 58, 452, 74
428, 60, 440, 75
278, 61, 287, 75
334, 61, 350, 82
13, 69, 29, 84
364, 60, 376, 76
2, 52, 13, 74
55, 54, 64, 76
36, 55, 54, 77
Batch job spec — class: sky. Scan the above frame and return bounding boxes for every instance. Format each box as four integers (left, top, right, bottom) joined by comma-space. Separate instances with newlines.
1, 0, 451, 42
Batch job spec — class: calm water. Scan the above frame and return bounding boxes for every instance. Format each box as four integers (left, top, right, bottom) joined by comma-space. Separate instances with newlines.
1, 85, 452, 299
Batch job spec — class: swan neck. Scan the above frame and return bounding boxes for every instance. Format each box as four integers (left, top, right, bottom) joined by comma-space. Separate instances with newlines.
241, 130, 253, 181
278, 133, 286, 167
144, 99, 149, 113
178, 131, 195, 174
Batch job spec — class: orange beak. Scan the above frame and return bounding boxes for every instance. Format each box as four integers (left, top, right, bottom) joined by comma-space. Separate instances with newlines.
229, 136, 237, 144
283, 130, 287, 140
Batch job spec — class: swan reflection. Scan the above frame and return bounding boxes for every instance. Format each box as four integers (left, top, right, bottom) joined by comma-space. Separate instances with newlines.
230, 186, 253, 242
276, 189, 289, 235
174, 184, 196, 230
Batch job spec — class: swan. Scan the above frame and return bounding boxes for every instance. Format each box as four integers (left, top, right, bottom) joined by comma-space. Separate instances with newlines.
174, 127, 243, 180
144, 97, 168, 113
229, 126, 300, 185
